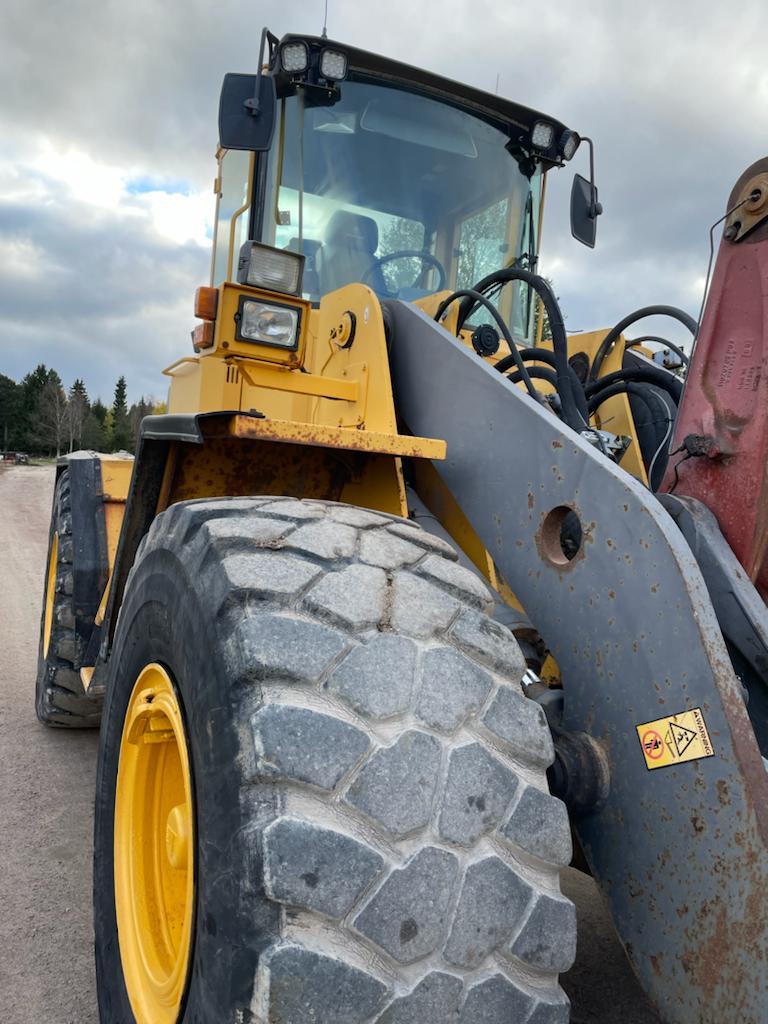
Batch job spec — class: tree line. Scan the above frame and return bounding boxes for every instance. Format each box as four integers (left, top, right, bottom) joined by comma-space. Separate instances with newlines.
0, 366, 166, 457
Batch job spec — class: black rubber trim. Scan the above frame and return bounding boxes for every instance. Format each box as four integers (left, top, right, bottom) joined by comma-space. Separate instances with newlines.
139, 413, 204, 444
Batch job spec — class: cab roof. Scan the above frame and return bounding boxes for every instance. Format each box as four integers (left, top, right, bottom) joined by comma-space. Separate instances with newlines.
275, 32, 577, 171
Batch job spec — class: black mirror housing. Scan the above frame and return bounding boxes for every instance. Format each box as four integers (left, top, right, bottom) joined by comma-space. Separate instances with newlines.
571, 173, 603, 249
218, 73, 277, 151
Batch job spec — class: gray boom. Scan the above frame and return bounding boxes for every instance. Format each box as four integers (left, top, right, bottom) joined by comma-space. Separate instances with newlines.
387, 299, 768, 1024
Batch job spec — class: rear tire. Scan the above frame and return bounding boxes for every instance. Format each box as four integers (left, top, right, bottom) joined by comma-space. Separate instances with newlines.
94, 496, 575, 1023
35, 470, 102, 727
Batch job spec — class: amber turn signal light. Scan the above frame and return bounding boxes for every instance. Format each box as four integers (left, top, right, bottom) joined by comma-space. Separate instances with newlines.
194, 286, 218, 321
191, 321, 215, 352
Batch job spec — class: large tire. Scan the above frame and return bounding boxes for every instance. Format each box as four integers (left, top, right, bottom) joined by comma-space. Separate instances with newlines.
35, 470, 102, 727
94, 496, 575, 1023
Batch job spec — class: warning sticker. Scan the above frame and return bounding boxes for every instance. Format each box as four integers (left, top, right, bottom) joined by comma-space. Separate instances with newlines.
636, 708, 714, 770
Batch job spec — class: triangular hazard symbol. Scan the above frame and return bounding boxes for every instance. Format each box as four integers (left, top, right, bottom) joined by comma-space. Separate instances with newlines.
670, 722, 697, 758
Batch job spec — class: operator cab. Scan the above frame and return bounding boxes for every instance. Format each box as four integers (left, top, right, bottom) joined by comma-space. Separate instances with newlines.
209, 32, 687, 494
215, 32, 586, 344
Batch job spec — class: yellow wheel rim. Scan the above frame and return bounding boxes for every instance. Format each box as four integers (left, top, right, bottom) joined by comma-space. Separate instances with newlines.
114, 663, 194, 1024
43, 531, 58, 658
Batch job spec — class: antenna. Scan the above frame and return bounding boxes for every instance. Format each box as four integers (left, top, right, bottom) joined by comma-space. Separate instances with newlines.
322, 0, 329, 38
494, 72, 500, 95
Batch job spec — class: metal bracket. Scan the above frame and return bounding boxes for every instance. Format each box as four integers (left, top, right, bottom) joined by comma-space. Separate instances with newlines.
244, 28, 279, 115
724, 172, 768, 242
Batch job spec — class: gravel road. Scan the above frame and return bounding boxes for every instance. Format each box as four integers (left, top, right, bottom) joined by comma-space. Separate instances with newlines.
0, 463, 660, 1024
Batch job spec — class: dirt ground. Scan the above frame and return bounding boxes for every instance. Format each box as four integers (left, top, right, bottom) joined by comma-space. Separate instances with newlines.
0, 463, 660, 1024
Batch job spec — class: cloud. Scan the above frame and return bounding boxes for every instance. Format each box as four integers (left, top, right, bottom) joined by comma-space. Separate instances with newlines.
0, 145, 210, 400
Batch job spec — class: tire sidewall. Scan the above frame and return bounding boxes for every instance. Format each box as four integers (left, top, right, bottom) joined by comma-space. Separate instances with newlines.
94, 547, 277, 1023
35, 473, 65, 713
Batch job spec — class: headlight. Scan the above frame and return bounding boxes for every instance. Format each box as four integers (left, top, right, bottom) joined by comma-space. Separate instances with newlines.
236, 299, 300, 350
560, 129, 581, 162
280, 41, 309, 74
320, 48, 348, 81
237, 241, 304, 296
531, 121, 554, 150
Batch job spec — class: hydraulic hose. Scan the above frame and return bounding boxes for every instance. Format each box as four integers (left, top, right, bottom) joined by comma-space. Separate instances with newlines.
434, 288, 542, 403
585, 366, 683, 404
505, 365, 558, 388
589, 306, 697, 382
453, 269, 585, 431
505, 365, 589, 422
495, 347, 559, 375
626, 336, 690, 366
498, 349, 589, 422
588, 380, 650, 415
588, 381, 676, 489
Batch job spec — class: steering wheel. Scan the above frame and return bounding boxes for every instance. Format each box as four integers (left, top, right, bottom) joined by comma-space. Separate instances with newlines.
362, 250, 447, 296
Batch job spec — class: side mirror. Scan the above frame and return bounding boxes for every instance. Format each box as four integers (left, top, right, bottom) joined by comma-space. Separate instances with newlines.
571, 173, 603, 248
218, 73, 276, 151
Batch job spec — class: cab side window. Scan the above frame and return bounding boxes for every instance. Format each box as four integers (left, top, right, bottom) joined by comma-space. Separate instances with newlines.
211, 150, 252, 286
455, 197, 510, 291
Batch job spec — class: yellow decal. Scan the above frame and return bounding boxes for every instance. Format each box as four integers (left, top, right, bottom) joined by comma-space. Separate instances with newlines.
636, 707, 714, 770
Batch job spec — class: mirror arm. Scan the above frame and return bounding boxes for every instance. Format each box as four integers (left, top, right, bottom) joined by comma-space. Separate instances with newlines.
580, 136, 603, 220
245, 28, 279, 116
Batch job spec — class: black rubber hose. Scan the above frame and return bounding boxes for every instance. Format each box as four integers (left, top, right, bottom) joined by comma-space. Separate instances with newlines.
495, 347, 558, 375
505, 365, 589, 422
587, 378, 681, 414
500, 349, 589, 422
495, 352, 524, 375
585, 366, 683, 403
589, 305, 697, 382
434, 288, 542, 402
625, 336, 690, 366
588, 380, 640, 414
453, 269, 584, 431
589, 381, 677, 491
506, 365, 558, 387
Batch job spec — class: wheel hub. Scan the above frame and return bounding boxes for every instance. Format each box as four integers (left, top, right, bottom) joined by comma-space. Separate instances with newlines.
114, 663, 194, 1023
166, 804, 190, 871
43, 531, 58, 658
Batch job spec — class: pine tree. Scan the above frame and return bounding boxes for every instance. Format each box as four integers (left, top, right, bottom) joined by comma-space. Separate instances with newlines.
110, 376, 132, 452
67, 378, 89, 452
19, 364, 53, 452
81, 396, 110, 451
128, 396, 156, 446
82, 411, 108, 451
91, 399, 108, 425
0, 374, 21, 452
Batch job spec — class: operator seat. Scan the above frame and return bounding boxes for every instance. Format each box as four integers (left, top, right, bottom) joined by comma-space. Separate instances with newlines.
317, 210, 387, 295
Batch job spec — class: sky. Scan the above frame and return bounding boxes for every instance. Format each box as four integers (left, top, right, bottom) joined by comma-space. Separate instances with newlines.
1, 0, 766, 404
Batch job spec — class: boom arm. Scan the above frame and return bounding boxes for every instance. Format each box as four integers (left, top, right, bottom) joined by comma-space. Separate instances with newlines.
387, 297, 768, 1024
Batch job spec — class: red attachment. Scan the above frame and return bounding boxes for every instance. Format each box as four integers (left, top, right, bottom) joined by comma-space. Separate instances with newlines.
661, 159, 768, 599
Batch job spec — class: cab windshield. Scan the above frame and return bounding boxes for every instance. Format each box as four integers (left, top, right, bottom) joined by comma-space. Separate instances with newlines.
257, 76, 541, 338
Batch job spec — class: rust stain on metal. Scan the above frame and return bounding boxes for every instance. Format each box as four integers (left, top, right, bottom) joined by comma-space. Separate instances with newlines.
168, 436, 360, 505
221, 413, 446, 460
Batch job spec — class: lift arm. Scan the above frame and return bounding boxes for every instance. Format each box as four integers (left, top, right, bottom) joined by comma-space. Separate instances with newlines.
387, 298, 768, 1024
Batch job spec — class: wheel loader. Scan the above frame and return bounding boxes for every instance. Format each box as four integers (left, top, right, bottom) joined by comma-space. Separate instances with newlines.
35, 27, 768, 1024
